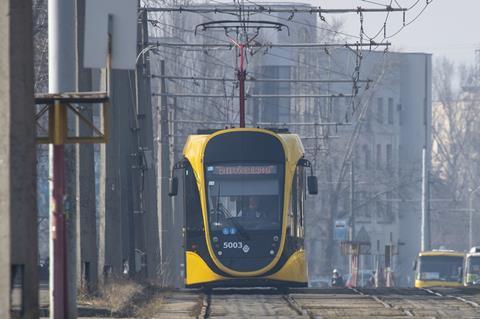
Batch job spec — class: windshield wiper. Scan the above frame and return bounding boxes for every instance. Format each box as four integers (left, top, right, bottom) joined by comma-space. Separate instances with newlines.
218, 205, 250, 241
212, 183, 249, 241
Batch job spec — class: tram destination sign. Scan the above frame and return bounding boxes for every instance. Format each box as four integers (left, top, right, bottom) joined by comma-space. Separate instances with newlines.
211, 165, 277, 175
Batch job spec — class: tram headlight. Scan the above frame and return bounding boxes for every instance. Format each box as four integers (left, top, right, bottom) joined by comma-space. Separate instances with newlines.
273, 235, 279, 242
213, 236, 219, 243
269, 250, 275, 255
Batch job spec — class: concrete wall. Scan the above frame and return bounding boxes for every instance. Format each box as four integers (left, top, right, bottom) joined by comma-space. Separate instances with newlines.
397, 53, 432, 286
0, 0, 38, 317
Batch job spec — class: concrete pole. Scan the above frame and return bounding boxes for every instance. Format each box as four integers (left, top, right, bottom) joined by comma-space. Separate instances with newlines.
0, 1, 38, 318
171, 96, 183, 286
98, 49, 130, 282
421, 54, 431, 253
349, 162, 356, 286
159, 60, 174, 285
76, 0, 98, 292
349, 162, 355, 240
101, 70, 133, 278
470, 193, 473, 249
421, 148, 430, 252
48, 0, 77, 317
135, 10, 161, 279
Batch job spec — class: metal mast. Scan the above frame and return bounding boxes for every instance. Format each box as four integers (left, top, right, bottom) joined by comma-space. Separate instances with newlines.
194, 1, 289, 128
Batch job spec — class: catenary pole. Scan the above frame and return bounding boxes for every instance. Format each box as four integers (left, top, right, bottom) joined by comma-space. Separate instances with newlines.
238, 44, 246, 127
159, 60, 173, 283
76, 0, 98, 293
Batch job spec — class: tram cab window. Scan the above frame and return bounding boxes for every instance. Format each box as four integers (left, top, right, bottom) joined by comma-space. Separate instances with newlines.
205, 163, 283, 231
467, 256, 480, 274
417, 256, 463, 281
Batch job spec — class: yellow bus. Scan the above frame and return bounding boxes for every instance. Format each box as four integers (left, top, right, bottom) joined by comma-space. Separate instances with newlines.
414, 250, 464, 288
169, 128, 318, 288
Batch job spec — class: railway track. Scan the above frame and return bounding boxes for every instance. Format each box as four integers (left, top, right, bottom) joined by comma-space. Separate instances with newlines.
143, 287, 480, 318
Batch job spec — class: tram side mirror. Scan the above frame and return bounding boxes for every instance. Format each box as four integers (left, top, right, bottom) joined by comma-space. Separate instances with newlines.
307, 176, 318, 195
412, 259, 417, 271
169, 176, 178, 197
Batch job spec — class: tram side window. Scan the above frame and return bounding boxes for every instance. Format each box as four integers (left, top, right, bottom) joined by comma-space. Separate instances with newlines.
294, 166, 305, 238
290, 168, 305, 238
290, 171, 298, 237
185, 163, 203, 231
298, 166, 305, 235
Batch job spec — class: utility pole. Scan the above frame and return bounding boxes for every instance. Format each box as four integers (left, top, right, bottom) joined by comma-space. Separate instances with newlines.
48, 0, 77, 317
421, 148, 430, 252
0, 1, 38, 317
134, 9, 161, 279
421, 55, 431, 253
99, 38, 122, 283
349, 162, 358, 287
350, 162, 355, 242
159, 59, 173, 284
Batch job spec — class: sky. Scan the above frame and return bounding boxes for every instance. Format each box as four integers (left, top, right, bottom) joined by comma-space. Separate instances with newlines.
314, 0, 480, 67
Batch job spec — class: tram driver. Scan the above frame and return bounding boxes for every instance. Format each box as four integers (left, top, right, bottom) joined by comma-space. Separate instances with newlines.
238, 196, 266, 219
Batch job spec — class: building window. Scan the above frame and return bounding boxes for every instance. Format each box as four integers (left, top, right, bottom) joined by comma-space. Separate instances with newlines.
376, 144, 382, 169
386, 144, 392, 171
363, 145, 371, 170
397, 104, 403, 126
375, 198, 383, 219
386, 192, 393, 215
354, 145, 360, 169
377, 97, 384, 124
388, 98, 394, 124
357, 191, 371, 220
258, 66, 291, 123
332, 97, 341, 123
366, 109, 372, 132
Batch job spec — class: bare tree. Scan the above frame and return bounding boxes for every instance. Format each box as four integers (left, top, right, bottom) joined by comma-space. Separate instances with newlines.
431, 57, 480, 249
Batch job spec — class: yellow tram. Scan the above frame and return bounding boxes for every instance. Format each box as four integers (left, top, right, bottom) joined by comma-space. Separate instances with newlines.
413, 250, 464, 288
169, 128, 318, 287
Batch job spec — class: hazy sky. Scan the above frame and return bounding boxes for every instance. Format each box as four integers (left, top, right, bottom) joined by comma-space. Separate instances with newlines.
314, 0, 480, 66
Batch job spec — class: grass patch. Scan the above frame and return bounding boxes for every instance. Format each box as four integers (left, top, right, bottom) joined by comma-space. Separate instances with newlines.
78, 278, 144, 315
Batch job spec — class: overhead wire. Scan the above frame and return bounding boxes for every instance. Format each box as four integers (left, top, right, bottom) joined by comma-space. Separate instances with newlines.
148, 18, 360, 95
145, 0, 427, 137
147, 6, 369, 80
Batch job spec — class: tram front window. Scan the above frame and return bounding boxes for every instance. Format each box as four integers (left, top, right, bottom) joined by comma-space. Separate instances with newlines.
418, 256, 463, 282
205, 163, 283, 231
467, 256, 480, 275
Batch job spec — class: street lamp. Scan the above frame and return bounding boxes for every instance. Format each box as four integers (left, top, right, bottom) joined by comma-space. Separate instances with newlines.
468, 185, 480, 248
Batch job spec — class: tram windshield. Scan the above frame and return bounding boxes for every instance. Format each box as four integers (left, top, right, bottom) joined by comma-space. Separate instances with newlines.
417, 255, 463, 282
205, 163, 283, 231
466, 256, 480, 275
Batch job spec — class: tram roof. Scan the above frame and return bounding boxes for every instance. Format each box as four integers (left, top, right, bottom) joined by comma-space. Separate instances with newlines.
419, 250, 464, 257
183, 127, 304, 163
